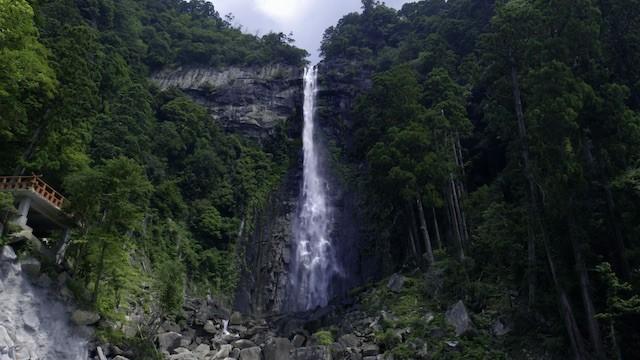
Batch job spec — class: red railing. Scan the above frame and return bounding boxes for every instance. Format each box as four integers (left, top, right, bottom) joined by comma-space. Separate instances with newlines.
0, 176, 65, 209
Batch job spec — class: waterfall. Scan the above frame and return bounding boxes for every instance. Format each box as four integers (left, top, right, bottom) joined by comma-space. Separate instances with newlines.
0, 246, 88, 360
289, 66, 341, 311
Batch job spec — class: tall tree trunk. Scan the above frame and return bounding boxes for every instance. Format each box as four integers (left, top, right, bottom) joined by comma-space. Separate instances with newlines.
510, 60, 537, 308
583, 137, 630, 279
447, 181, 465, 261
511, 59, 587, 358
416, 196, 434, 264
568, 205, 605, 359
432, 207, 443, 250
92, 240, 108, 304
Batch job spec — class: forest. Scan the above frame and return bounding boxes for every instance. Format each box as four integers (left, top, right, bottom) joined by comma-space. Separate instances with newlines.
1, 0, 640, 359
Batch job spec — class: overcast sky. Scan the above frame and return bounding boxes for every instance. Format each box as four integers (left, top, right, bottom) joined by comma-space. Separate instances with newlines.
210, 0, 413, 63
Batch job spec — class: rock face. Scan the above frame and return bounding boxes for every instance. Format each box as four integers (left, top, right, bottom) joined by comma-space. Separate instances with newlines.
445, 301, 473, 336
234, 169, 299, 315
0, 246, 88, 359
151, 64, 302, 138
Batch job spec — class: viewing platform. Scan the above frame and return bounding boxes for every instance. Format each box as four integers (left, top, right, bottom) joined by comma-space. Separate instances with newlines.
0, 175, 74, 264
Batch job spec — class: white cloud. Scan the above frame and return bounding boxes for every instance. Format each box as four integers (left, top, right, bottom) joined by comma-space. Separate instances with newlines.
253, 0, 312, 23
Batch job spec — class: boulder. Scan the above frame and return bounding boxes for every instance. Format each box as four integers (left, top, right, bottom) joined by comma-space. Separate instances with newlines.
292, 334, 306, 348
232, 339, 257, 350
386, 273, 405, 293
20, 257, 41, 278
157, 332, 183, 353
212, 344, 232, 359
169, 352, 198, 360
204, 320, 217, 334
0, 246, 17, 262
362, 344, 379, 357
338, 334, 360, 348
71, 309, 100, 326
0, 325, 15, 350
239, 346, 262, 360
492, 319, 511, 336
445, 301, 473, 336
230, 311, 243, 325
264, 337, 293, 360
291, 346, 332, 360
193, 343, 210, 358
22, 308, 39, 331
112, 357, 130, 360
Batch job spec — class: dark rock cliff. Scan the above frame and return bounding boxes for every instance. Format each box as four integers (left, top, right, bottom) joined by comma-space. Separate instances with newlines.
151, 64, 303, 138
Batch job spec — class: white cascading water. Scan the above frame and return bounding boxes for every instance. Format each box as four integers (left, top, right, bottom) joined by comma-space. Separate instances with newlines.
0, 246, 88, 360
290, 66, 341, 311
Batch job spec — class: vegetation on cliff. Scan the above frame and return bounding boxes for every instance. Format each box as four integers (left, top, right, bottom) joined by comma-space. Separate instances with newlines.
0, 0, 304, 349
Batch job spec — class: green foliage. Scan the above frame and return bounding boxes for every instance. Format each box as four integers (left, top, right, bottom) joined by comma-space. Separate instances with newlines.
313, 330, 334, 346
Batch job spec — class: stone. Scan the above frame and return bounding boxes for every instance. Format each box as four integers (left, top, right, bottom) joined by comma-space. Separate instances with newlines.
204, 320, 217, 334
362, 344, 379, 357
22, 308, 39, 331
291, 346, 332, 360
445, 301, 473, 336
194, 343, 210, 358
492, 319, 511, 336
230, 311, 243, 325
238, 346, 262, 360
170, 352, 198, 360
174, 347, 190, 354
264, 337, 293, 360
386, 273, 405, 293
231, 347, 241, 358
112, 356, 130, 360
338, 334, 360, 348
292, 334, 306, 348
20, 257, 41, 278
0, 246, 17, 262
158, 332, 183, 353
0, 325, 15, 350
212, 344, 232, 359
71, 309, 100, 326
36, 273, 52, 288
97, 346, 108, 360
232, 339, 257, 349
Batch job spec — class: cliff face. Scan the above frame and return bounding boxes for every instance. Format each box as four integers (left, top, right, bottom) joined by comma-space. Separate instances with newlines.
151, 64, 302, 137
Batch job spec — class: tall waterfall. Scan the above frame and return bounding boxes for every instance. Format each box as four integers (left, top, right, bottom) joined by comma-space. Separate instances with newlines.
289, 66, 341, 311
0, 246, 88, 360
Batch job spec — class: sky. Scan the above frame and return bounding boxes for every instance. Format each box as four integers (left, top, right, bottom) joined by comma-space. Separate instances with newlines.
211, 0, 413, 63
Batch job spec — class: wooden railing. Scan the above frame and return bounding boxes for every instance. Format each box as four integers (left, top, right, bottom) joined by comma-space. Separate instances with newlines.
0, 176, 66, 209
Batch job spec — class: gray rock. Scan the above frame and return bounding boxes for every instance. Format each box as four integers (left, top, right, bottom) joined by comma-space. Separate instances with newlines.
292, 334, 306, 348
194, 343, 210, 358
170, 352, 198, 360
96, 346, 107, 360
362, 344, 379, 357
232, 339, 257, 350
158, 332, 183, 353
212, 344, 232, 359
492, 319, 511, 336
445, 301, 473, 336
174, 347, 190, 354
231, 347, 241, 359
291, 346, 332, 360
22, 308, 39, 331
151, 65, 301, 138
71, 309, 100, 326
0, 325, 15, 350
264, 337, 293, 360
230, 311, 243, 325
20, 257, 41, 278
204, 320, 217, 334
386, 273, 405, 293
338, 334, 360, 348
239, 346, 262, 360
112, 356, 130, 360
0, 246, 17, 262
